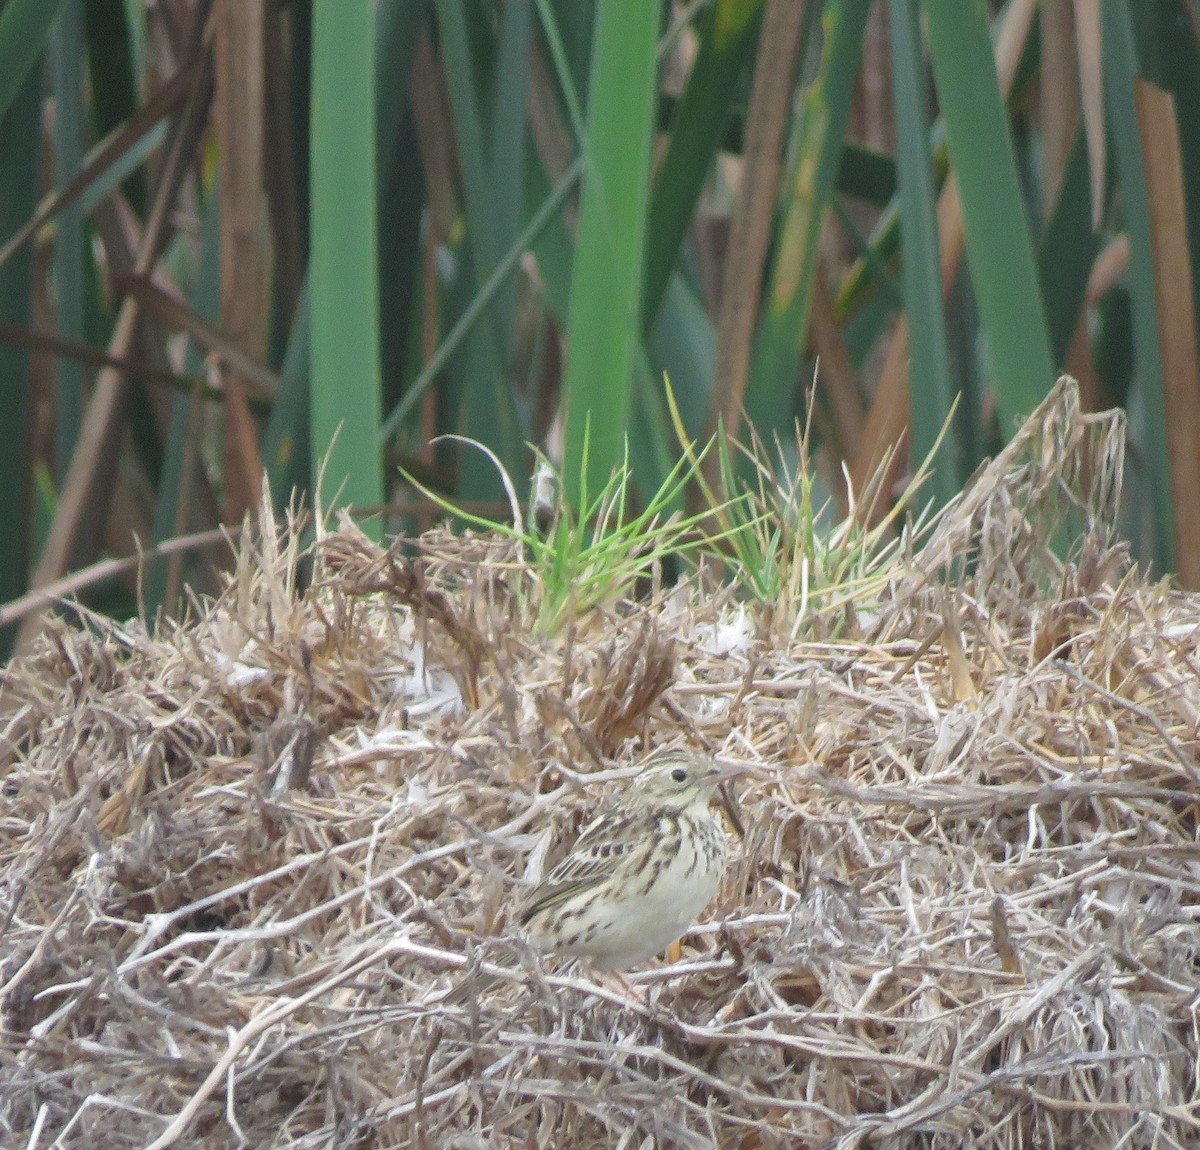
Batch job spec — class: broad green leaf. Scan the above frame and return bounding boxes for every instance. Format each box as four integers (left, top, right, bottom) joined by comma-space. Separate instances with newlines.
1103, 2, 1173, 570
562, 0, 660, 503
265, 271, 312, 509
83, 0, 145, 215
53, 0, 86, 486
642, 0, 763, 329
837, 143, 897, 207
0, 0, 70, 122
648, 273, 716, 445
379, 156, 584, 442
0, 68, 41, 652
747, 0, 871, 444
890, 0, 957, 506
376, 0, 429, 415
146, 194, 223, 614
489, 0, 532, 349
310, 0, 383, 518
1037, 130, 1099, 367
435, 0, 525, 496
923, 0, 1054, 431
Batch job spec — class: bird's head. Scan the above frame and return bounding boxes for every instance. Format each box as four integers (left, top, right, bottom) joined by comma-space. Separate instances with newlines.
630, 754, 746, 812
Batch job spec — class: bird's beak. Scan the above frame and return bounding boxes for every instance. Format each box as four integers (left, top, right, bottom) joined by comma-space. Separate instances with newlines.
708, 760, 768, 783
708, 761, 767, 840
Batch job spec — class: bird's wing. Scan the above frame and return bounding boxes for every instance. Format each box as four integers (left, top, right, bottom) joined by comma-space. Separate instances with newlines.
517, 809, 644, 924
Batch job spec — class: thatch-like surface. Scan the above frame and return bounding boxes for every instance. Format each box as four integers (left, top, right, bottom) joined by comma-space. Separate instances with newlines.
2, 380, 1198, 1148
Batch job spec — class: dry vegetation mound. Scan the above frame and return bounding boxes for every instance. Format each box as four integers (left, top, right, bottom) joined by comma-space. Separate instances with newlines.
1, 380, 1198, 1148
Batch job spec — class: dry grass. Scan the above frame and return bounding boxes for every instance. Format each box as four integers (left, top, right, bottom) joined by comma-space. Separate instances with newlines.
2, 380, 1198, 1148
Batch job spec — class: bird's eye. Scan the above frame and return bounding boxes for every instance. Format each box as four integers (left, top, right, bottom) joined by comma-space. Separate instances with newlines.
670, 766, 688, 783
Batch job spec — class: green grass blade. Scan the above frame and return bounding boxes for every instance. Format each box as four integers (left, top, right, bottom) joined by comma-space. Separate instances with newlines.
79, 122, 165, 214
289, 0, 312, 237
83, 0, 145, 215
647, 273, 716, 445
379, 155, 583, 443
375, 0, 425, 163
0, 68, 41, 652
489, 0, 533, 347
145, 195, 223, 612
837, 129, 952, 321
53, 0, 86, 486
562, 0, 660, 504
629, 344, 676, 513
0, 0, 68, 122
524, 143, 575, 320
434, 0, 503, 317
120, 0, 144, 77
922, 0, 1054, 431
434, 0, 525, 494
747, 0, 870, 441
890, 0, 956, 506
375, 0, 428, 414
310, 0, 383, 517
265, 271, 312, 508
537, 0, 588, 146
837, 142, 897, 207
629, 294, 707, 522
642, 0, 763, 329
1037, 129, 1099, 366
545, 0, 594, 122
533, 0, 587, 144
1103, 2, 1173, 569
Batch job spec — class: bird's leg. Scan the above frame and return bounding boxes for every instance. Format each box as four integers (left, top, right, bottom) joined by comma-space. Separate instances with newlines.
585, 963, 646, 1005
586, 939, 691, 1006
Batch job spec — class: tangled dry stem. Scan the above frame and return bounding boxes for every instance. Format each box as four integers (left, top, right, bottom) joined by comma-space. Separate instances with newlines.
1, 379, 1198, 1148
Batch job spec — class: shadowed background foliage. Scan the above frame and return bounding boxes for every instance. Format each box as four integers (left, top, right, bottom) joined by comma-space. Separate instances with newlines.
3, 0, 1200, 654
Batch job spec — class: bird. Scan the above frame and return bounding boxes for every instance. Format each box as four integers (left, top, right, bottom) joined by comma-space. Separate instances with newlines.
517, 753, 747, 972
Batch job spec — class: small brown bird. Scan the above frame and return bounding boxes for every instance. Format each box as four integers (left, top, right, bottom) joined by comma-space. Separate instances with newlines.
518, 754, 746, 971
